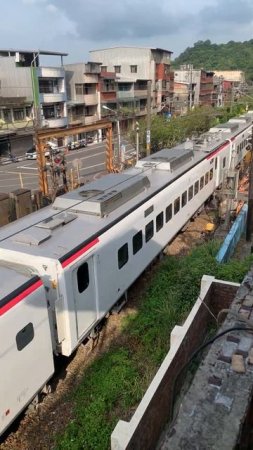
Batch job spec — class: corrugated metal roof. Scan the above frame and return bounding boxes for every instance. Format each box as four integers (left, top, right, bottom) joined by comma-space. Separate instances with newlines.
0, 48, 68, 56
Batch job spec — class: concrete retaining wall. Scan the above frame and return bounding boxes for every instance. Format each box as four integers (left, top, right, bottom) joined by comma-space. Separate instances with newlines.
216, 204, 248, 263
111, 276, 239, 450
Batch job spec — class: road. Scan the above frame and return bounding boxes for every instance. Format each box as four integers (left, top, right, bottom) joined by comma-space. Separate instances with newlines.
0, 140, 135, 194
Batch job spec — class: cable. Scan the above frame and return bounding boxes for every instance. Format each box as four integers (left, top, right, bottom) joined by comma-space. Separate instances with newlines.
169, 325, 253, 425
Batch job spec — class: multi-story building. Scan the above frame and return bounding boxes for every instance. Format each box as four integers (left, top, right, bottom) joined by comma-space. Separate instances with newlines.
65, 62, 101, 126
213, 71, 245, 87
174, 65, 215, 110
90, 47, 173, 121
0, 49, 68, 155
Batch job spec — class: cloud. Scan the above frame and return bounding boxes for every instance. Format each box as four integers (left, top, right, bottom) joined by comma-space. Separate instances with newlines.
198, 0, 253, 32
2, 0, 253, 63
52, 0, 193, 42
46, 3, 58, 13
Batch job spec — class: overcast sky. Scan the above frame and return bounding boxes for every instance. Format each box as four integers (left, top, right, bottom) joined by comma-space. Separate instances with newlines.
2, 0, 253, 64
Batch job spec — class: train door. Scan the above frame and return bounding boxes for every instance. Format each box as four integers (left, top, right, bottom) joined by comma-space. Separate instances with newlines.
72, 256, 97, 339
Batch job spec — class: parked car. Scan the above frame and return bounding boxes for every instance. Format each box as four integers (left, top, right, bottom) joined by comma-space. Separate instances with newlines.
26, 146, 50, 160
67, 139, 87, 151
26, 147, 37, 160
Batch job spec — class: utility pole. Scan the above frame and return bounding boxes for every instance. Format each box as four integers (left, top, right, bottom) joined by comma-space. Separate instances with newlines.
246, 122, 253, 241
136, 121, 139, 162
146, 80, 151, 156
189, 65, 193, 110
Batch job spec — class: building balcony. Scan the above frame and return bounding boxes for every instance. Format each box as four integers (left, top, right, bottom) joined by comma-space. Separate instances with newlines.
84, 93, 98, 105
117, 91, 134, 100
37, 66, 65, 79
134, 89, 148, 98
85, 115, 99, 125
135, 108, 147, 116
41, 116, 68, 128
68, 114, 85, 125
101, 92, 117, 102
84, 74, 99, 83
39, 92, 67, 104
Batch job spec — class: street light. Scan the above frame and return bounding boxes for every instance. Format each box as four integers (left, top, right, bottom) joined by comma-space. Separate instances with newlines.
102, 105, 121, 164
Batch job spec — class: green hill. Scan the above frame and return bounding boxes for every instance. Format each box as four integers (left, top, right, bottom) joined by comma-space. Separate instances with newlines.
173, 39, 253, 80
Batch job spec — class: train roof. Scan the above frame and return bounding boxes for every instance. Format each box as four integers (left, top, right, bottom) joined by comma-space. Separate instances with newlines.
0, 262, 38, 300
0, 114, 252, 262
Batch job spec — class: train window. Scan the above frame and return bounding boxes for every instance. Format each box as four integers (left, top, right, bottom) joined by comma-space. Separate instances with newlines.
132, 231, 143, 255
200, 176, 204, 190
77, 262, 89, 293
210, 168, 213, 180
215, 158, 217, 170
144, 205, 154, 218
156, 212, 164, 232
205, 172, 209, 185
174, 197, 180, 215
182, 191, 187, 207
237, 145, 239, 154
145, 221, 154, 242
188, 185, 193, 201
194, 180, 199, 195
16, 322, 34, 351
118, 243, 129, 269
166, 204, 172, 222
223, 157, 226, 168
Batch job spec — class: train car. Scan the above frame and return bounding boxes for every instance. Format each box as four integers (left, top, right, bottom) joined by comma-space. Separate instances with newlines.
0, 113, 252, 362
0, 263, 54, 436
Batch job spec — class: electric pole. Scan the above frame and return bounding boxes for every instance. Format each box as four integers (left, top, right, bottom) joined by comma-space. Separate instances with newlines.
146, 80, 151, 156
189, 65, 193, 110
246, 122, 253, 241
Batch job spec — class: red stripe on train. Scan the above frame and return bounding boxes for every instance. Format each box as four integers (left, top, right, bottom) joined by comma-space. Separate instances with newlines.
61, 237, 99, 268
0, 279, 43, 316
206, 136, 236, 160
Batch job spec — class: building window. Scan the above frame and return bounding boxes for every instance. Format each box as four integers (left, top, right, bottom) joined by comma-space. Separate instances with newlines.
166, 204, 172, 222
16, 322, 34, 351
182, 191, 187, 207
156, 212, 164, 232
118, 243, 129, 269
132, 231, 143, 255
174, 197, 180, 215
101, 66, 107, 72
77, 262, 89, 293
43, 105, 55, 119
145, 221, 154, 242
75, 83, 84, 95
13, 108, 25, 121
188, 185, 193, 201
25, 106, 32, 118
130, 65, 137, 73
200, 176, 204, 190
3, 109, 12, 122
114, 66, 121, 73
194, 180, 199, 195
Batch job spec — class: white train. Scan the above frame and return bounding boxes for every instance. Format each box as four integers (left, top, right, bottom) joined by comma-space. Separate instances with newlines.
0, 112, 252, 437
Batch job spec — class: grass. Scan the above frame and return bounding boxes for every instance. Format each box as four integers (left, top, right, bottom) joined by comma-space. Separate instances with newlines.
55, 241, 253, 450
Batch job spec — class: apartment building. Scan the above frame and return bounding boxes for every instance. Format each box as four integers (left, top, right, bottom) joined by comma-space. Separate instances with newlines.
174, 65, 215, 111
90, 47, 173, 121
0, 49, 68, 155
65, 62, 101, 126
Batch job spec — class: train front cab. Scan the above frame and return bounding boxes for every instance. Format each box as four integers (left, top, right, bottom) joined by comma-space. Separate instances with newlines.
0, 275, 54, 436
